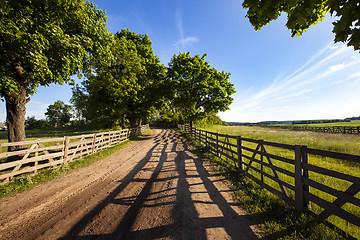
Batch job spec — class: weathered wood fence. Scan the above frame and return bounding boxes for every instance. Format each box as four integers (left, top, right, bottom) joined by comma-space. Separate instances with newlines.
178, 124, 360, 239
0, 125, 149, 183
268, 125, 360, 134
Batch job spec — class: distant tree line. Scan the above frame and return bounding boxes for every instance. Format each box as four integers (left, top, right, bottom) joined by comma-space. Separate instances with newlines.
345, 116, 360, 121
226, 117, 360, 126
292, 119, 347, 125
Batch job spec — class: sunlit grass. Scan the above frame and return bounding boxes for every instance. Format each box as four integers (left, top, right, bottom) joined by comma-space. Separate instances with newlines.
204, 125, 360, 156
195, 125, 360, 239
180, 130, 348, 240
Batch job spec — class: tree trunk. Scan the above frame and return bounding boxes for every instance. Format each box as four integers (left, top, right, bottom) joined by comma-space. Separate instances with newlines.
5, 89, 28, 153
120, 115, 125, 129
4, 62, 29, 158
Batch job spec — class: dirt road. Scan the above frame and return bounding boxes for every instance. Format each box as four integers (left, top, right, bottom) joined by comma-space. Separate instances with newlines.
0, 129, 262, 239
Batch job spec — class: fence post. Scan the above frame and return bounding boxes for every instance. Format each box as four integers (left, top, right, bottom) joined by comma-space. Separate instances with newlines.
63, 136, 69, 164
216, 132, 219, 157
295, 145, 305, 212
260, 140, 264, 185
205, 131, 208, 147
236, 136, 243, 171
91, 133, 97, 154
302, 145, 310, 209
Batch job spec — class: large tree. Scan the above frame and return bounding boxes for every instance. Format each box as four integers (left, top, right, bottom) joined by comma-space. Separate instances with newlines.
115, 29, 167, 126
167, 52, 235, 125
242, 0, 360, 50
85, 29, 166, 128
45, 100, 73, 128
0, 0, 113, 150
85, 31, 146, 128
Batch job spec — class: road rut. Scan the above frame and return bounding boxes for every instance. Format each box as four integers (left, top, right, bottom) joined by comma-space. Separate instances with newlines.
0, 129, 262, 239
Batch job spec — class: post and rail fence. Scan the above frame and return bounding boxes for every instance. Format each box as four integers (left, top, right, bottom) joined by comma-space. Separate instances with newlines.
178, 123, 360, 239
0, 124, 150, 184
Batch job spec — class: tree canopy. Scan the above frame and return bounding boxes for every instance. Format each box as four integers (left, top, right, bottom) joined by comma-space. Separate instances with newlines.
167, 52, 235, 123
242, 0, 360, 50
45, 100, 73, 127
0, 0, 113, 145
83, 29, 166, 128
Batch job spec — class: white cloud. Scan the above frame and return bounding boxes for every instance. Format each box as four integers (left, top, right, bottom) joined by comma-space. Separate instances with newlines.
174, 36, 199, 47
221, 43, 360, 122
328, 63, 345, 73
174, 9, 198, 49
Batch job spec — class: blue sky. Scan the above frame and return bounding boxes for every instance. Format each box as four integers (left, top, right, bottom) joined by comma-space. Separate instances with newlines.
1, 0, 360, 123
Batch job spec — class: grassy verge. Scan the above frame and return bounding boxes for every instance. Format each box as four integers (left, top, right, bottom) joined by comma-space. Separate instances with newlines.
179, 129, 352, 239
0, 130, 151, 198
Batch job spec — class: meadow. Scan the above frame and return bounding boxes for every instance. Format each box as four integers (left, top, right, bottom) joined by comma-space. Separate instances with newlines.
197, 125, 360, 239
205, 125, 360, 155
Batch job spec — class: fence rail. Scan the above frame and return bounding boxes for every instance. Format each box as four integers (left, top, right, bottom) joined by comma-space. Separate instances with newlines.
178, 124, 360, 239
0, 125, 150, 183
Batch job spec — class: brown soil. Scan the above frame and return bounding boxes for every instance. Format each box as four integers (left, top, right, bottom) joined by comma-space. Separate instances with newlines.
0, 129, 263, 240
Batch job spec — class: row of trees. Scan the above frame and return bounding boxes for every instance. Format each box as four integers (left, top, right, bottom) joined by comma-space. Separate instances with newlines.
1, 0, 359, 149
71, 30, 235, 128
69, 32, 235, 129
0, 1, 235, 149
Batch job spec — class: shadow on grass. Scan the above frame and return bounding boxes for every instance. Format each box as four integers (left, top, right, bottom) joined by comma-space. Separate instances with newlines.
178, 130, 350, 240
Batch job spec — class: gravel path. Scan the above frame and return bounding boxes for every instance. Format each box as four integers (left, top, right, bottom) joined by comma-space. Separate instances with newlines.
0, 129, 262, 239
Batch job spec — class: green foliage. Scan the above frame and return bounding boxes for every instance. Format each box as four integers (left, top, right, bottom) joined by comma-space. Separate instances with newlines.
242, 0, 360, 51
45, 100, 73, 128
0, 0, 113, 97
84, 29, 166, 128
292, 119, 344, 125
0, 0, 113, 143
70, 84, 88, 122
25, 116, 49, 130
167, 52, 235, 123
194, 113, 224, 127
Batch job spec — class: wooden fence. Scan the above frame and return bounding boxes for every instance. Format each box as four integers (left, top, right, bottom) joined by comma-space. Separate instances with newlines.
178, 124, 360, 239
0, 125, 150, 183
268, 125, 360, 134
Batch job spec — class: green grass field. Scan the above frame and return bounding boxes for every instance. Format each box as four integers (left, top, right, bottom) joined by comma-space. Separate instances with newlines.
205, 125, 360, 155
196, 125, 360, 239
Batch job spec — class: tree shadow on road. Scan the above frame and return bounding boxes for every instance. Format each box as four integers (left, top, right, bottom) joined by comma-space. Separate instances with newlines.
60, 129, 262, 240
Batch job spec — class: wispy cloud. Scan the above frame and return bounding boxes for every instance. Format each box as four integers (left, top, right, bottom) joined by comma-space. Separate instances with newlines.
175, 37, 198, 48
221, 43, 360, 122
174, 9, 198, 49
